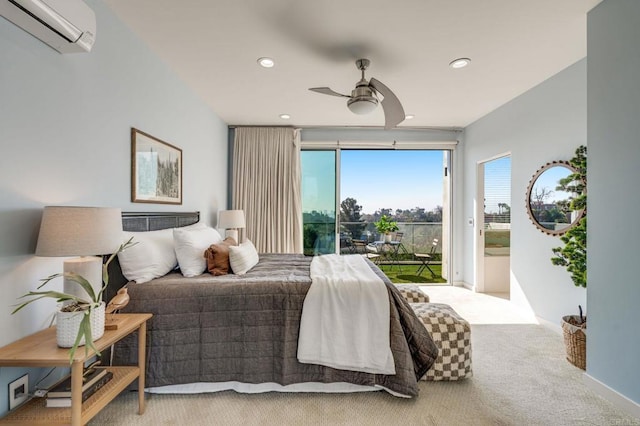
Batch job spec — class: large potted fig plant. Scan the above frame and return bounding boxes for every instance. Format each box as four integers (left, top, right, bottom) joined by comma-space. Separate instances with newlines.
550, 145, 587, 369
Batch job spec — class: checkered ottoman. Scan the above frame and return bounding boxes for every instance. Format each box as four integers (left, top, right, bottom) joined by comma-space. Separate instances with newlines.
395, 284, 430, 303
411, 303, 472, 381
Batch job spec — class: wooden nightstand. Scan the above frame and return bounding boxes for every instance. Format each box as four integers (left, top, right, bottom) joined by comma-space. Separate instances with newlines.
0, 313, 152, 426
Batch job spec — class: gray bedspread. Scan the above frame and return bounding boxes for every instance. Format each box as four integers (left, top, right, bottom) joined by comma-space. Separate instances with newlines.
113, 254, 437, 397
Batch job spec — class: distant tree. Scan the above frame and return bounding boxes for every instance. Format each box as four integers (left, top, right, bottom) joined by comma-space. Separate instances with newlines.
532, 187, 553, 208
302, 210, 336, 255
339, 197, 365, 238
541, 207, 567, 224
412, 207, 427, 222
425, 206, 443, 222
373, 208, 393, 220
303, 210, 334, 223
303, 225, 318, 255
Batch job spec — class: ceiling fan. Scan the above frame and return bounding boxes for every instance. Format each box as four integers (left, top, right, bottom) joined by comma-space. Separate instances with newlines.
309, 59, 405, 129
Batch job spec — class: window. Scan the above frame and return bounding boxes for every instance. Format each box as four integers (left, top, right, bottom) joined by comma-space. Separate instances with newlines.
483, 156, 511, 256
301, 151, 336, 255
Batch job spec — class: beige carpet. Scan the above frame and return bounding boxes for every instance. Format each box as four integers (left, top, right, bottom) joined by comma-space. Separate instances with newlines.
90, 287, 640, 426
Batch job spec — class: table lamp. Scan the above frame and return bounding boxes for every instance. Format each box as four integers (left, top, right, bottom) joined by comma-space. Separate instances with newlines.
218, 210, 245, 242
35, 206, 123, 302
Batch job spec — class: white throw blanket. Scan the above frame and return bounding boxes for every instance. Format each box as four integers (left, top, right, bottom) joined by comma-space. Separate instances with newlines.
297, 254, 395, 375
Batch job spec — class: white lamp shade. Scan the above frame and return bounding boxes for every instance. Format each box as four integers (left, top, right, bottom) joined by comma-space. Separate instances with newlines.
35, 206, 123, 257
218, 210, 246, 229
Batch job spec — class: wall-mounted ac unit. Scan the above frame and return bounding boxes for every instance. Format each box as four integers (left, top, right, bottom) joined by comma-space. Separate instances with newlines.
0, 0, 96, 53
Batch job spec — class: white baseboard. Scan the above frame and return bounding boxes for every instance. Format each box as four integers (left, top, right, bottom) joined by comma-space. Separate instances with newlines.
454, 280, 473, 290
583, 374, 640, 419
536, 315, 562, 335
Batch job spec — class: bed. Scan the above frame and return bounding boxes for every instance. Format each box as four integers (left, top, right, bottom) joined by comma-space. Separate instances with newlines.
107, 212, 437, 398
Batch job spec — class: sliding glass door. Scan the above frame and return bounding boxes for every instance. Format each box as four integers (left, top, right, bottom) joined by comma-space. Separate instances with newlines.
340, 150, 445, 251
301, 147, 452, 284
301, 151, 337, 255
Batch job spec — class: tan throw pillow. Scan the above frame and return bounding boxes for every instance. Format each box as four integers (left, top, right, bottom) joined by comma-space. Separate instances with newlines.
204, 237, 237, 276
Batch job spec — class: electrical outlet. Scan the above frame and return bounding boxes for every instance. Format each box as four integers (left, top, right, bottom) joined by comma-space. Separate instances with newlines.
9, 374, 28, 410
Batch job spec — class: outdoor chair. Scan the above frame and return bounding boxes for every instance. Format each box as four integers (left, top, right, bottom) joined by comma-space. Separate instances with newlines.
350, 239, 369, 255
365, 237, 402, 270
359, 240, 381, 263
415, 238, 438, 277
392, 232, 409, 256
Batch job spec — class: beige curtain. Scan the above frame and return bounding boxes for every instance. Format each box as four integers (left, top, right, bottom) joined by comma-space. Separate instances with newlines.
232, 127, 303, 253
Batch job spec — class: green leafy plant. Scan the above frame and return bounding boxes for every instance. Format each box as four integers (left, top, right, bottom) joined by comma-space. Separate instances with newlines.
551, 145, 587, 287
374, 214, 399, 235
12, 238, 135, 362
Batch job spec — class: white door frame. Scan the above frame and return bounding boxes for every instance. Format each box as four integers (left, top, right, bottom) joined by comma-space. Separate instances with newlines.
474, 161, 485, 293
475, 152, 511, 293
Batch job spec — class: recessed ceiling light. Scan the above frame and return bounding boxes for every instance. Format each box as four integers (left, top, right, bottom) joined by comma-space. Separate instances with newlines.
279, 114, 291, 119
449, 58, 471, 69
257, 57, 275, 68
405, 114, 415, 120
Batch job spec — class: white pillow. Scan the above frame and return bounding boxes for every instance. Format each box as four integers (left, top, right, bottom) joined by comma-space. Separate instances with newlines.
117, 228, 177, 284
173, 226, 223, 277
228, 240, 259, 275
179, 221, 207, 231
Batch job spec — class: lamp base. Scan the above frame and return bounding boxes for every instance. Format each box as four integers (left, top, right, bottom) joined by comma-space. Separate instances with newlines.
63, 257, 103, 303
225, 229, 239, 243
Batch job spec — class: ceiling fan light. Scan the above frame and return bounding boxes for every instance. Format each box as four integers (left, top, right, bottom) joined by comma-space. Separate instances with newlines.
347, 97, 378, 115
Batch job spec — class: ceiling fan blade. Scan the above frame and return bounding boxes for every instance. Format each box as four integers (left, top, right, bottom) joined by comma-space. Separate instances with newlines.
309, 87, 351, 98
369, 78, 405, 129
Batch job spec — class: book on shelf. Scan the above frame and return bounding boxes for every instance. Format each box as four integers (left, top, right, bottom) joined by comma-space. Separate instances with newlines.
46, 371, 113, 408
47, 367, 109, 398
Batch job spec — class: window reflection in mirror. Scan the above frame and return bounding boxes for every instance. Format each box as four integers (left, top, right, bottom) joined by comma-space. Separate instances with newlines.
526, 162, 583, 235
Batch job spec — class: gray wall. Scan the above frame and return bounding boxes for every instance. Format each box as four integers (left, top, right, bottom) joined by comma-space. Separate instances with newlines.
463, 60, 587, 325
587, 0, 640, 406
0, 0, 228, 414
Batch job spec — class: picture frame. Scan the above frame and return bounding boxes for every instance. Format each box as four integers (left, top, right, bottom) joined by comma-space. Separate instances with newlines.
131, 128, 182, 205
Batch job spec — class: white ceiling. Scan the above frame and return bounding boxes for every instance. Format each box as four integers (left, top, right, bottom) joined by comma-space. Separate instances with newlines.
103, 0, 601, 129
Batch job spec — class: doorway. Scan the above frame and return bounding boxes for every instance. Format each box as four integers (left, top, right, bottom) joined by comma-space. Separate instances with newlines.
475, 155, 511, 295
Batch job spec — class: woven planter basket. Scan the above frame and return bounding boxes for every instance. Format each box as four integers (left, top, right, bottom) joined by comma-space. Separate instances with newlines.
561, 315, 586, 370
56, 302, 105, 348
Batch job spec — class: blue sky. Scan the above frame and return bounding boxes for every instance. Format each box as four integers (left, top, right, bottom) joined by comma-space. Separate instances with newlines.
302, 150, 445, 215
532, 164, 573, 203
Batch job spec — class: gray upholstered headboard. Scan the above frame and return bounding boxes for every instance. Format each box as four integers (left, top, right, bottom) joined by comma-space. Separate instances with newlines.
103, 211, 200, 302
121, 211, 200, 232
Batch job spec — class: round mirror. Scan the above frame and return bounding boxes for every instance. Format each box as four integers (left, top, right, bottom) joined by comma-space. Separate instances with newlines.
526, 161, 584, 236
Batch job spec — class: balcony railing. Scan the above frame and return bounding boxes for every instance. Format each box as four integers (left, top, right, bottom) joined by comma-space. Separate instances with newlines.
340, 221, 442, 255
303, 221, 442, 257
302, 221, 446, 282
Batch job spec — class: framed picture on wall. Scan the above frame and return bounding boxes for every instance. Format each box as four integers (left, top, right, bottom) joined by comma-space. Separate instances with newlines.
131, 128, 182, 204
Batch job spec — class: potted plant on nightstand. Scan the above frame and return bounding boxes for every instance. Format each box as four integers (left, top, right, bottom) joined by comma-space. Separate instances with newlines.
374, 215, 399, 243
12, 237, 135, 363
550, 145, 587, 370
